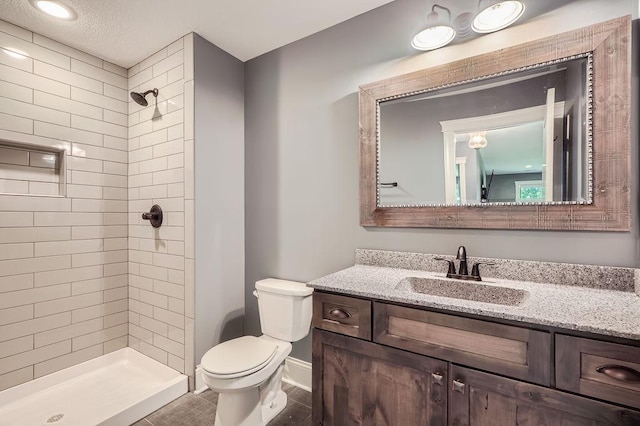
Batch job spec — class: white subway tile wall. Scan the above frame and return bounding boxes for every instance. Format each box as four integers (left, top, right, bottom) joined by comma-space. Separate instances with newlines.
128, 33, 194, 376
0, 20, 128, 391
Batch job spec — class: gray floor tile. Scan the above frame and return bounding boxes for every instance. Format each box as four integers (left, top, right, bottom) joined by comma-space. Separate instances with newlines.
284, 386, 312, 408
136, 386, 311, 426
145, 393, 217, 426
269, 400, 312, 426
196, 389, 219, 407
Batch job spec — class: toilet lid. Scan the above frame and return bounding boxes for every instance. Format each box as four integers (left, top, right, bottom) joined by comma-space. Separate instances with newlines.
201, 336, 279, 378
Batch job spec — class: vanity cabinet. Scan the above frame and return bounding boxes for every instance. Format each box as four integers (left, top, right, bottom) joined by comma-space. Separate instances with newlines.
313, 329, 447, 425
312, 291, 640, 425
449, 366, 640, 426
373, 303, 551, 386
556, 335, 640, 410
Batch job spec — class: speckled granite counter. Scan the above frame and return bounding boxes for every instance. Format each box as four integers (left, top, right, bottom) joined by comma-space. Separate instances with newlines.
309, 249, 640, 341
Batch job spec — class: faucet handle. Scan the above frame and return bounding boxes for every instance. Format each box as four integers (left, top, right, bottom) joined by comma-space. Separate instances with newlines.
470, 262, 495, 281
434, 257, 456, 277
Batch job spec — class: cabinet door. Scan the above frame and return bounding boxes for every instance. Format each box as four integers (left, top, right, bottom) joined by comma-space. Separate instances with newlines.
449, 365, 640, 426
313, 329, 447, 425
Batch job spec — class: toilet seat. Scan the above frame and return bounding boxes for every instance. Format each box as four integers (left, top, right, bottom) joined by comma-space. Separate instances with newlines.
201, 336, 279, 379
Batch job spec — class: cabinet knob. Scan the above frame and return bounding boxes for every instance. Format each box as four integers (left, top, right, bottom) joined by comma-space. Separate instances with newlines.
329, 308, 351, 320
431, 373, 444, 385
596, 364, 640, 382
453, 380, 465, 394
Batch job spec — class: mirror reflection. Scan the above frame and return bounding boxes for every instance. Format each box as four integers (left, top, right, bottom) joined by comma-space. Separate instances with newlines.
378, 55, 591, 206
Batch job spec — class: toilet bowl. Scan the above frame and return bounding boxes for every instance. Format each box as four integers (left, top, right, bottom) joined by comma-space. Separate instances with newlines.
200, 278, 313, 426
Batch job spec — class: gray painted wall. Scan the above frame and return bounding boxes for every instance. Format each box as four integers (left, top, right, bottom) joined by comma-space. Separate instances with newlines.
194, 34, 245, 363
491, 173, 543, 202
245, 0, 639, 362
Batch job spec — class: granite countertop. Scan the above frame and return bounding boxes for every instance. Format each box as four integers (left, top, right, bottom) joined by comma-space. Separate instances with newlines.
309, 249, 640, 341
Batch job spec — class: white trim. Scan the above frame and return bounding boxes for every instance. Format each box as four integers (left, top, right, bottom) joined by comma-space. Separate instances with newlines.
543, 88, 556, 201
455, 157, 467, 204
282, 357, 312, 392
194, 365, 208, 395
440, 101, 565, 134
443, 132, 457, 203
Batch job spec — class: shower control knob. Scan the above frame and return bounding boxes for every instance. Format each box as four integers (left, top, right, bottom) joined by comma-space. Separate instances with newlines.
142, 205, 163, 228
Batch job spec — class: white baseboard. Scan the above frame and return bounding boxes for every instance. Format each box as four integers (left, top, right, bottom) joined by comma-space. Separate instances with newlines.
282, 356, 312, 392
194, 365, 207, 394
194, 356, 312, 394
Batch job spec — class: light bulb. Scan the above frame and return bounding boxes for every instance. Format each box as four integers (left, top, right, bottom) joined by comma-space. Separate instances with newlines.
472, 1, 525, 34
412, 26, 456, 51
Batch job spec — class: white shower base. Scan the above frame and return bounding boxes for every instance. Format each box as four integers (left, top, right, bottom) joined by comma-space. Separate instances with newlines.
0, 348, 188, 426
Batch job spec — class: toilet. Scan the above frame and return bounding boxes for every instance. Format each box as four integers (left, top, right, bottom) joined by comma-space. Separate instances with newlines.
200, 278, 314, 426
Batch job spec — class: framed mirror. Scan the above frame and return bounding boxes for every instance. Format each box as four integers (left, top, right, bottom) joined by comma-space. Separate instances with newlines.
359, 16, 630, 231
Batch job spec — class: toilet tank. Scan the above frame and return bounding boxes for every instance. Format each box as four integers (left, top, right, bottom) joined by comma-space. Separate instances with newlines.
255, 278, 314, 342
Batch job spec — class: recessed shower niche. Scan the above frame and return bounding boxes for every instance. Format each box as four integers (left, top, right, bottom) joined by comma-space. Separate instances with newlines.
0, 141, 67, 197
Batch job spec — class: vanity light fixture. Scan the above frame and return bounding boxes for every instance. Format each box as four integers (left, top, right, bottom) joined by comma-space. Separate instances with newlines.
411, 4, 456, 51
30, 0, 77, 20
472, 0, 525, 33
468, 131, 488, 149
412, 1, 525, 51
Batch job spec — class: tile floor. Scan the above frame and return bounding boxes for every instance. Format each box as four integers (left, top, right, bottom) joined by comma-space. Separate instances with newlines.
132, 383, 312, 425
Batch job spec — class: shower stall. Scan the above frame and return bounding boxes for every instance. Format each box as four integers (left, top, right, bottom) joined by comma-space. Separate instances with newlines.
0, 26, 245, 425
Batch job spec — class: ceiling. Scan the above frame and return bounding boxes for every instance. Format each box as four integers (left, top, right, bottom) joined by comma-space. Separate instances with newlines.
0, 0, 394, 68
456, 121, 545, 175
480, 122, 545, 175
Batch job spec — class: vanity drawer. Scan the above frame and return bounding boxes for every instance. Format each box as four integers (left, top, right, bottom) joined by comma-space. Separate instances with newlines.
373, 302, 551, 385
556, 335, 640, 409
312, 292, 371, 340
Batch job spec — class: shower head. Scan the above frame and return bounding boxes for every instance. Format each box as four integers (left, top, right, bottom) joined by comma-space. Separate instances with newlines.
130, 88, 158, 107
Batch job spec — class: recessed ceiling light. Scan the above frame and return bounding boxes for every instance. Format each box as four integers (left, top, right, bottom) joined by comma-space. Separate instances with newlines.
2, 47, 29, 60
31, 0, 76, 20
472, 1, 525, 34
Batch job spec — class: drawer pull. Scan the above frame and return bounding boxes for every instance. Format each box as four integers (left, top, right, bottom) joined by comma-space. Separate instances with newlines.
431, 373, 443, 385
453, 380, 465, 394
596, 365, 640, 382
329, 308, 351, 320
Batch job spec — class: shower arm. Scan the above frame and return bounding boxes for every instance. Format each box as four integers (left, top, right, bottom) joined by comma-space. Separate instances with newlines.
142, 89, 158, 98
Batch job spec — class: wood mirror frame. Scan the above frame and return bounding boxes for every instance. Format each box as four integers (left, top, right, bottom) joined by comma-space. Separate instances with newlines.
359, 16, 631, 231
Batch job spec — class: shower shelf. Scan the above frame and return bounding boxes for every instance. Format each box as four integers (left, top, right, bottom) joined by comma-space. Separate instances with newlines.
0, 140, 67, 197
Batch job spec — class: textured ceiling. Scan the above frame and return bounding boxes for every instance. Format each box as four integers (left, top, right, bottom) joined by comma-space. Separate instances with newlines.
0, 0, 394, 67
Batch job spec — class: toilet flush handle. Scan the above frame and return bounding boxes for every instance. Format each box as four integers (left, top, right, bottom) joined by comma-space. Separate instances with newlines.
253, 290, 258, 298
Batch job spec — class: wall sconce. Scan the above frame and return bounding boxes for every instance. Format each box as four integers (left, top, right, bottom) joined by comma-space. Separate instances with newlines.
468, 131, 488, 149
473, 0, 526, 33
412, 1, 525, 51
411, 5, 456, 51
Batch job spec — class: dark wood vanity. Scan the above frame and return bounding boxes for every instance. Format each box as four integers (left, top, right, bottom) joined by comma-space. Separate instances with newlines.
312, 291, 640, 425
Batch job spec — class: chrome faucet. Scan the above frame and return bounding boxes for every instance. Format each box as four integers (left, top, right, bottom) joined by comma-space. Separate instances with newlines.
434, 246, 494, 281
